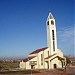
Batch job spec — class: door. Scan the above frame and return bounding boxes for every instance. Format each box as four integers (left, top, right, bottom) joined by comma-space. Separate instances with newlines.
31, 65, 35, 69
54, 64, 57, 68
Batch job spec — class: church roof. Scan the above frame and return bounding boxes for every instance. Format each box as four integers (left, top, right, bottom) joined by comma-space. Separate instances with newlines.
45, 54, 65, 60
23, 56, 36, 62
45, 53, 56, 59
29, 47, 48, 54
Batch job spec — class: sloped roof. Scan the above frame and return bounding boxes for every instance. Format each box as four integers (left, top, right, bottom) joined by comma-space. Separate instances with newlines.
45, 54, 65, 60
29, 47, 48, 55
57, 56, 65, 60
23, 56, 36, 62
45, 53, 56, 59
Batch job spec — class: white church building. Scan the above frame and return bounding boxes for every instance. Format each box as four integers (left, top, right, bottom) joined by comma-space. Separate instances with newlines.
19, 13, 66, 69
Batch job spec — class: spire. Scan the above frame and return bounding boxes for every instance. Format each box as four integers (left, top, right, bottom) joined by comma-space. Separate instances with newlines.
47, 12, 54, 20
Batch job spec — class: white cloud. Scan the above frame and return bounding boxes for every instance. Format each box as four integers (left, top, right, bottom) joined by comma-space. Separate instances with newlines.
57, 26, 75, 56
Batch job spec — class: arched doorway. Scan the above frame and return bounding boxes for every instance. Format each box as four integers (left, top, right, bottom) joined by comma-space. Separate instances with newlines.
31, 65, 35, 69
54, 64, 57, 68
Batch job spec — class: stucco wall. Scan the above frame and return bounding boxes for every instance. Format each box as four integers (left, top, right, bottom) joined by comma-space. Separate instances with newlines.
46, 18, 57, 55
57, 49, 63, 57
20, 61, 26, 69
50, 58, 62, 69
20, 49, 65, 69
37, 51, 44, 69
44, 48, 50, 58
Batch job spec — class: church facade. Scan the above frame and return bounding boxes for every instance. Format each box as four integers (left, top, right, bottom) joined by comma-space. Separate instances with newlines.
19, 13, 66, 69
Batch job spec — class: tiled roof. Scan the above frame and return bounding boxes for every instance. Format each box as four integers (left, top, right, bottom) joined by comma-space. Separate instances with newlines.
29, 47, 48, 54
23, 56, 36, 62
45, 54, 56, 59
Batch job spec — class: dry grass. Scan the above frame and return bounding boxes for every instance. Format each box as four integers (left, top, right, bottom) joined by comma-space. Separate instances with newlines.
0, 70, 40, 75
0, 60, 19, 69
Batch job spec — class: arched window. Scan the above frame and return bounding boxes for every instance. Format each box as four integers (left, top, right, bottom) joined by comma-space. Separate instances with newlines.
51, 20, 54, 25
47, 21, 49, 25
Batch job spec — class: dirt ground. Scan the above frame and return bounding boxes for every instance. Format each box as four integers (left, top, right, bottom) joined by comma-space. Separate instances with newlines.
33, 67, 75, 75
0, 67, 75, 75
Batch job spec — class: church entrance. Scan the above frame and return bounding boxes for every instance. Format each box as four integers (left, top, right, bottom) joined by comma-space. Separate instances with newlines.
54, 64, 57, 68
31, 65, 35, 69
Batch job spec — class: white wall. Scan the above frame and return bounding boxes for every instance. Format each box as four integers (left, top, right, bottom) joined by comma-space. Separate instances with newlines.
57, 49, 63, 57
50, 58, 62, 69
20, 49, 65, 69
37, 51, 44, 69
46, 18, 57, 55
20, 61, 26, 69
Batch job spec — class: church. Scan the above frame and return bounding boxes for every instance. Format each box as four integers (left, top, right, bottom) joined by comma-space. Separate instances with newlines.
19, 13, 66, 69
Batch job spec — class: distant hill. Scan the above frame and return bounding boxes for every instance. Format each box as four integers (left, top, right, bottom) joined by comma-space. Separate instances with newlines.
0, 56, 25, 60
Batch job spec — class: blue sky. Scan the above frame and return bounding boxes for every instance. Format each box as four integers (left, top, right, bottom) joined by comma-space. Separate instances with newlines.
0, 0, 74, 58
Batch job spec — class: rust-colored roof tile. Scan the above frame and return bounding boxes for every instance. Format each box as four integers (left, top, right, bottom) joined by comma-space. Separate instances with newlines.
23, 56, 36, 62
29, 47, 48, 54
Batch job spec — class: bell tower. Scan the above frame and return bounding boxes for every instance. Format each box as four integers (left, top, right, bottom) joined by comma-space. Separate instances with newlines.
46, 12, 57, 55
